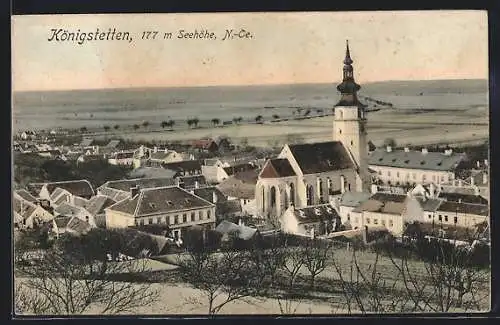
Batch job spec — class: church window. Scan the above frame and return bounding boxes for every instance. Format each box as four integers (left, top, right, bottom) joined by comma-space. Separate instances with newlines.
387, 171, 391, 177
290, 183, 295, 206
412, 173, 416, 180
261, 186, 265, 212
389, 220, 393, 227
422, 174, 427, 181
396, 172, 400, 178
366, 218, 370, 224
270, 187, 277, 207
454, 216, 458, 224
318, 178, 324, 199
350, 140, 353, 146
306, 185, 314, 206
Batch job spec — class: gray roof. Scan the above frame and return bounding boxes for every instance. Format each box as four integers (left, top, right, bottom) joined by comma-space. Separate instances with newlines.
85, 195, 117, 216
368, 149, 466, 171
54, 202, 87, 217
416, 198, 444, 212
100, 177, 176, 192
107, 186, 214, 217
216, 200, 243, 216
288, 141, 354, 175
15, 189, 38, 203
293, 204, 341, 224
215, 220, 257, 240
339, 191, 371, 208
80, 138, 94, 147
43, 180, 95, 199
193, 187, 227, 204
436, 201, 489, 216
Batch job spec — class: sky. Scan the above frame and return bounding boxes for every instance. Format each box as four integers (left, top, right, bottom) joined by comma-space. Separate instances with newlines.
12, 11, 488, 91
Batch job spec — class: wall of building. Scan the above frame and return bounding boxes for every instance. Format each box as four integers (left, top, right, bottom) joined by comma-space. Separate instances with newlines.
105, 210, 136, 228
369, 165, 455, 185
402, 197, 425, 224
201, 165, 229, 184
431, 210, 488, 228
361, 211, 404, 236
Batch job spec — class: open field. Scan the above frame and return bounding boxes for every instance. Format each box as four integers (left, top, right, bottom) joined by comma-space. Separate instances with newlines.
13, 80, 488, 148
86, 106, 488, 148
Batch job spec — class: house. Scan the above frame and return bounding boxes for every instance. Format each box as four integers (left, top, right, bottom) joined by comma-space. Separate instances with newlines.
97, 177, 177, 201
104, 139, 125, 151
20, 130, 37, 140
80, 138, 95, 148
432, 201, 489, 229
191, 139, 218, 152
217, 170, 259, 216
281, 203, 342, 238
201, 159, 231, 184
51, 215, 92, 237
336, 191, 371, 227
32, 180, 95, 200
53, 202, 96, 227
352, 193, 423, 236
13, 194, 54, 229
108, 151, 135, 166
369, 147, 467, 186
84, 195, 117, 227
77, 154, 104, 164
216, 200, 243, 219
37, 150, 62, 159
215, 220, 258, 242
178, 175, 207, 190
104, 186, 216, 240
162, 160, 203, 176
148, 149, 193, 167
192, 186, 227, 205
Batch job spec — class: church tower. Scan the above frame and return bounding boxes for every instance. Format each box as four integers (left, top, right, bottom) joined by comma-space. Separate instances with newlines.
332, 40, 370, 192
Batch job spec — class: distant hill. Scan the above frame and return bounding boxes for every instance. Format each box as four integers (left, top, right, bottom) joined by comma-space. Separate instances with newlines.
361, 79, 488, 95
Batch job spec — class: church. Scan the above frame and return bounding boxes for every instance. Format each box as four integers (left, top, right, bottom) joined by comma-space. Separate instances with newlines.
255, 41, 371, 218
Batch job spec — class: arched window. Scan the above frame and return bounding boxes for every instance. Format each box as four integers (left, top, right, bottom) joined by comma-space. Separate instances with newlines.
318, 178, 324, 203
283, 188, 289, 208
261, 186, 266, 212
306, 184, 314, 206
270, 187, 276, 207
289, 183, 295, 207
340, 175, 346, 193
327, 177, 332, 194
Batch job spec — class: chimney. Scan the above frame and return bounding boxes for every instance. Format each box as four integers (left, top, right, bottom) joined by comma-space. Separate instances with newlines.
386, 146, 392, 153
470, 176, 475, 186
476, 161, 481, 168
429, 183, 435, 198
404, 147, 410, 153
422, 148, 428, 155
212, 191, 218, 203
458, 198, 462, 204
483, 172, 488, 185
130, 185, 140, 198
194, 181, 199, 189
484, 159, 488, 167
474, 186, 480, 196
371, 184, 378, 194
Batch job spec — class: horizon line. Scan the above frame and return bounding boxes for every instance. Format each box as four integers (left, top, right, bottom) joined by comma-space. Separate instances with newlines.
12, 77, 488, 93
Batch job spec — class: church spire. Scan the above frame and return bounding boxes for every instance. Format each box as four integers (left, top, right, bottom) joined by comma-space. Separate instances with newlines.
344, 40, 353, 65
336, 40, 364, 108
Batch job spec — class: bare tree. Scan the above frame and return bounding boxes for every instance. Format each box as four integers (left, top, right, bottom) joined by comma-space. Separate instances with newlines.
14, 246, 159, 315
281, 247, 305, 290
211, 118, 220, 127
177, 249, 267, 316
302, 240, 330, 289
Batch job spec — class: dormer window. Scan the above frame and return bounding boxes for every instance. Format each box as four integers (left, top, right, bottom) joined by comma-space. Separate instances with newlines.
149, 203, 157, 209
420, 161, 426, 165
314, 208, 321, 215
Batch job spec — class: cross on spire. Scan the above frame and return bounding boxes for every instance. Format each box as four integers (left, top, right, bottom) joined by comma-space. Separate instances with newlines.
344, 40, 353, 65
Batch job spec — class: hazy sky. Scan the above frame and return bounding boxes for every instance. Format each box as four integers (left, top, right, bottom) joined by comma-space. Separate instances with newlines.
12, 11, 488, 91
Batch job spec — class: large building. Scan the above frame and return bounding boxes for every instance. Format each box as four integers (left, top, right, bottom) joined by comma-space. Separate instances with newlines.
256, 41, 370, 219
369, 147, 467, 186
